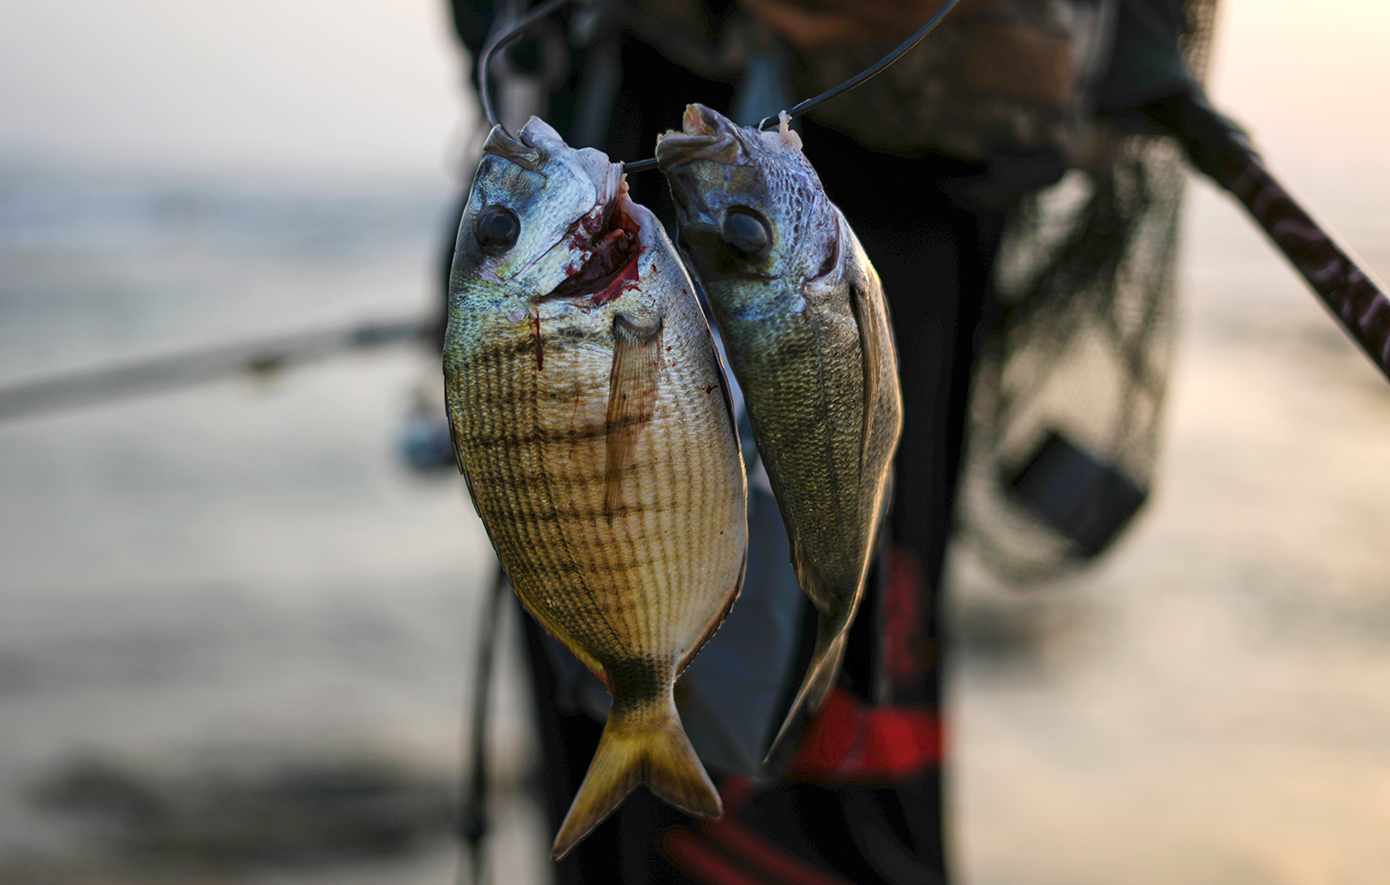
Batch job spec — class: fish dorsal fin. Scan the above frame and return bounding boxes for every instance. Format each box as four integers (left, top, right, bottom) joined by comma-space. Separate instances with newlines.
604, 314, 664, 518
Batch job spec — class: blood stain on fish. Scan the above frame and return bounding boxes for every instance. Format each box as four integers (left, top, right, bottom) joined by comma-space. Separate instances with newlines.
533, 308, 544, 370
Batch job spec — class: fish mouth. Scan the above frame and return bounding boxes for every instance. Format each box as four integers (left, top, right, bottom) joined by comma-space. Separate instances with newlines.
542, 190, 643, 305
656, 104, 749, 170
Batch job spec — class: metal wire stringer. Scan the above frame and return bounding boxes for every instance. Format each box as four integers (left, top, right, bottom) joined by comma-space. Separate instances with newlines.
477, 0, 963, 174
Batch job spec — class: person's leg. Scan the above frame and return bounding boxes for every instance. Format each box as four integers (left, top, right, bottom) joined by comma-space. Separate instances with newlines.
798, 120, 1009, 883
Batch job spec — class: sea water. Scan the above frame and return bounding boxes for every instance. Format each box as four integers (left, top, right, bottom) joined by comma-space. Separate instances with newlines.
0, 167, 547, 883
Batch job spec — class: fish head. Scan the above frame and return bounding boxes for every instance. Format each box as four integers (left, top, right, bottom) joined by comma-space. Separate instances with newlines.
656, 104, 845, 301
450, 118, 642, 310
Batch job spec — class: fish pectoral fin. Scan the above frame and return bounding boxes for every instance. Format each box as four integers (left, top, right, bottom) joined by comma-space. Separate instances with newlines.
552, 693, 720, 860
604, 313, 664, 517
848, 277, 884, 472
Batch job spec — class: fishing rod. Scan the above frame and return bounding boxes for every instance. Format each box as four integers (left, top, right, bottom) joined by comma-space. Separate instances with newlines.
455, 567, 510, 885
478, 0, 963, 174
0, 316, 430, 422
1145, 91, 1390, 386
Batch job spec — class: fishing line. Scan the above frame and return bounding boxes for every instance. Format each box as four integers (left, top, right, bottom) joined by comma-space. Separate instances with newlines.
750, 0, 962, 132
479, 0, 962, 173
478, 0, 572, 134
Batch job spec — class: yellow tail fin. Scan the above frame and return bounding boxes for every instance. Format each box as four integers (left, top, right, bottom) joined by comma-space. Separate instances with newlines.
551, 695, 721, 860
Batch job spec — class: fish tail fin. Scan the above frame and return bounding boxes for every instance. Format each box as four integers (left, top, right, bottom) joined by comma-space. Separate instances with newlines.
552, 694, 721, 860
762, 615, 850, 775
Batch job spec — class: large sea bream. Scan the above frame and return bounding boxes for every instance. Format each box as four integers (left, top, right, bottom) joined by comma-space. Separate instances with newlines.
444, 119, 748, 858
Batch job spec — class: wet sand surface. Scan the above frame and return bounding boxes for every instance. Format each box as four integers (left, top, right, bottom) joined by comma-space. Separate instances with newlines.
1, 165, 1387, 883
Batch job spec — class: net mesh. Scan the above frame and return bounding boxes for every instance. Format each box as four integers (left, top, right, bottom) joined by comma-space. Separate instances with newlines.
958, 0, 1220, 584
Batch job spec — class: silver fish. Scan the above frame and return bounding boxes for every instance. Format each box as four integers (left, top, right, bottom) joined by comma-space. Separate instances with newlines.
657, 104, 903, 770
444, 118, 748, 857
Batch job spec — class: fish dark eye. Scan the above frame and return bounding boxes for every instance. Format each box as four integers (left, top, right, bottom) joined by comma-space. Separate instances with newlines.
476, 205, 520, 255
721, 209, 770, 259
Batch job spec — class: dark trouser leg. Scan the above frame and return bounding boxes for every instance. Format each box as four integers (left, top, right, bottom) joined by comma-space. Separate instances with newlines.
807, 119, 1009, 884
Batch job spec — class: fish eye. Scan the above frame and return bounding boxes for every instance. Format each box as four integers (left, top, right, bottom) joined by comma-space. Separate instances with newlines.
476, 205, 520, 256
721, 209, 770, 259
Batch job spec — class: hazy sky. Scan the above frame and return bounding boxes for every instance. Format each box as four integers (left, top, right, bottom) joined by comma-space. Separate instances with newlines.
1210, 0, 1390, 182
0, 0, 467, 179
0, 0, 1385, 183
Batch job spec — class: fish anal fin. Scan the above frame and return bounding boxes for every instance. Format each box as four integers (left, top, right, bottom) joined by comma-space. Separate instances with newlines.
604, 314, 663, 517
552, 693, 720, 860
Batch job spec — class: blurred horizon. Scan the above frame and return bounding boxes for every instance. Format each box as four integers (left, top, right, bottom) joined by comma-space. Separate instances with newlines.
0, 0, 468, 183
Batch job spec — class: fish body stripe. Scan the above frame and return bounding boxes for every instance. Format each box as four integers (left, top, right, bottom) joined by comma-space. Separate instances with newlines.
449, 268, 745, 680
